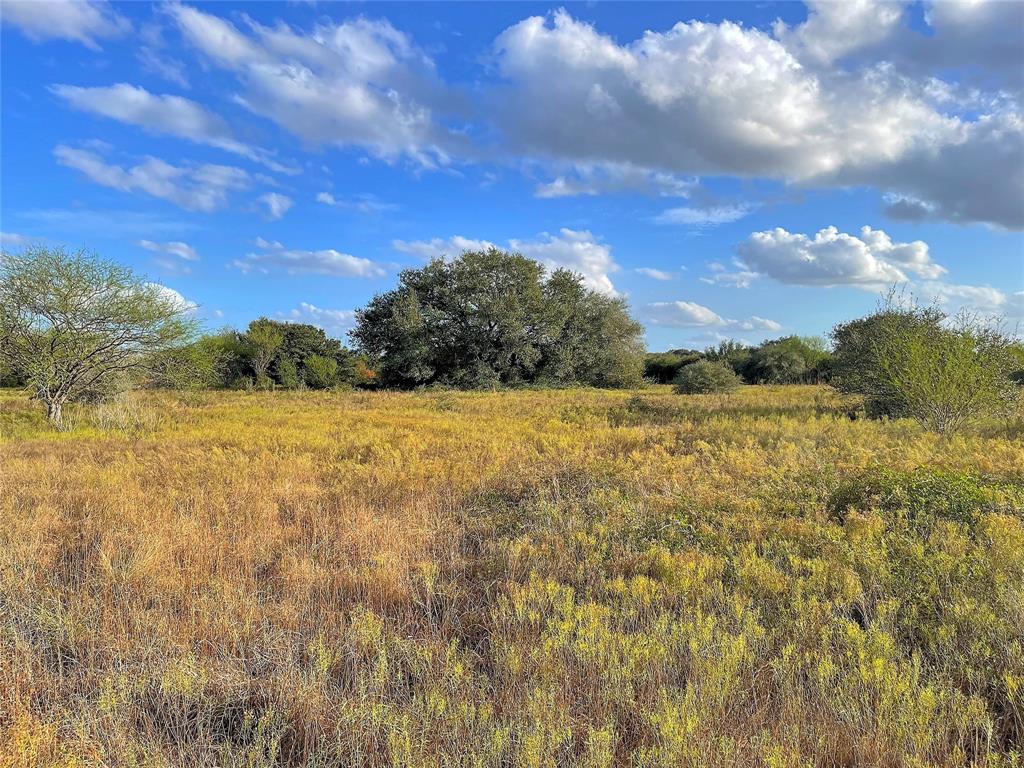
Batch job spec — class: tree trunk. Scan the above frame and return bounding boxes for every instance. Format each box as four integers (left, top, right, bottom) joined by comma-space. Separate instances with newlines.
45, 398, 64, 430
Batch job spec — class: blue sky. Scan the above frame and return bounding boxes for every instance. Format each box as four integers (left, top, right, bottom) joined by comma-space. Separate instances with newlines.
2, 0, 1022, 351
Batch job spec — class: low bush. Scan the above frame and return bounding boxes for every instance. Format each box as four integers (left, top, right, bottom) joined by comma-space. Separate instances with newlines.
827, 466, 1022, 531
673, 360, 742, 394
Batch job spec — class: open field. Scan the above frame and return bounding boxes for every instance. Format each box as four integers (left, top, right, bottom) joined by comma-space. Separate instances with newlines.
2, 386, 1023, 767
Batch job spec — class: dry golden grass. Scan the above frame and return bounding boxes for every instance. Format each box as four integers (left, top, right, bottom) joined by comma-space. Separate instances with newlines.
1, 386, 1022, 767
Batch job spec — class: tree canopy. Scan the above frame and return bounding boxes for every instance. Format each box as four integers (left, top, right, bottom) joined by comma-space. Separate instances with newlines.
643, 349, 701, 384
0, 247, 195, 427
744, 336, 831, 384
243, 318, 361, 389
351, 248, 645, 389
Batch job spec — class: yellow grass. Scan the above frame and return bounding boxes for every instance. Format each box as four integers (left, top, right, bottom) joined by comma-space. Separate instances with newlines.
1, 386, 1022, 766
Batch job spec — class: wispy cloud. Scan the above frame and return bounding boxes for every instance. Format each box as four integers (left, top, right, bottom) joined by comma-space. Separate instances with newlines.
1, 231, 38, 248
635, 267, 674, 281
647, 300, 781, 332
317, 192, 399, 214
655, 204, 753, 227
138, 239, 198, 262
14, 208, 197, 239
232, 238, 387, 278
2, 0, 129, 49
259, 192, 293, 221
51, 84, 295, 173
54, 145, 250, 213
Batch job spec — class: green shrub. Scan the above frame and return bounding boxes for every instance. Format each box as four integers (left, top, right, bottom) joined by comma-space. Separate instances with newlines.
745, 336, 832, 384
882, 318, 1017, 434
145, 331, 243, 390
242, 318, 285, 382
673, 360, 742, 394
275, 357, 301, 390
0, 360, 25, 387
832, 300, 1019, 433
304, 354, 338, 390
828, 467, 1023, 532
702, 339, 753, 378
1009, 342, 1024, 385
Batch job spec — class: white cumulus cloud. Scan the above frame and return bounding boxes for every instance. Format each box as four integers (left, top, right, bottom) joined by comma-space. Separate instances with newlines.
509, 229, 618, 296
919, 281, 1011, 316
490, 10, 1023, 228
734, 225, 945, 287
775, 0, 907, 65
168, 4, 461, 168
147, 283, 197, 313
919, 1, 1024, 94
286, 302, 357, 336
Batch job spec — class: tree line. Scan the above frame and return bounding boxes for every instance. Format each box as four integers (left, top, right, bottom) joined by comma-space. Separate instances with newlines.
147, 319, 374, 392
1, 246, 1021, 434
644, 335, 833, 386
